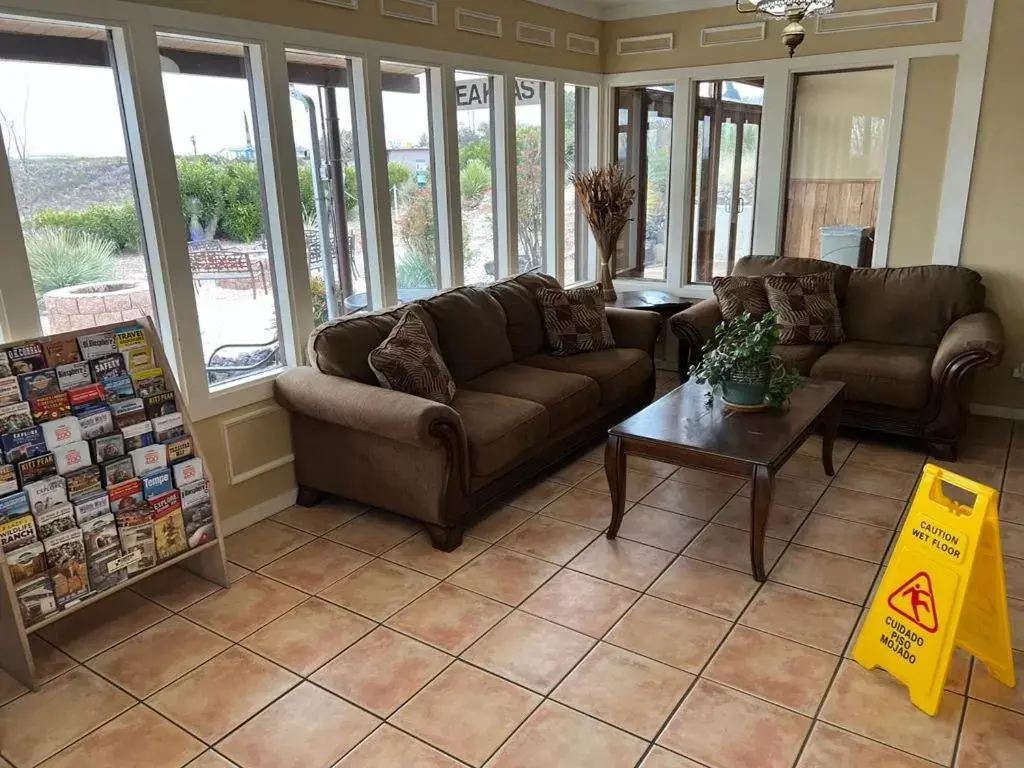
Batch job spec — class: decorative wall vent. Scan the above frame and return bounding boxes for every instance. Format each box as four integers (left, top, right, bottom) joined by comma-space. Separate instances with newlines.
817, 2, 936, 34
616, 33, 674, 56
566, 33, 600, 55
309, 0, 358, 9
700, 22, 766, 47
379, 0, 437, 25
516, 22, 556, 48
455, 8, 502, 37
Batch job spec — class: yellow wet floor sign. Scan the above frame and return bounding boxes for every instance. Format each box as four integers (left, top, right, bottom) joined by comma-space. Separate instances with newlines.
852, 463, 1016, 715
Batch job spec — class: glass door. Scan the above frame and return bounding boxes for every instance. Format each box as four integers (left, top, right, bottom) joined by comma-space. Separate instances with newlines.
689, 80, 763, 284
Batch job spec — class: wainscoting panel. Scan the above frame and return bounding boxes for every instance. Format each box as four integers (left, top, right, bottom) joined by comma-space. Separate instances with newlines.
221, 405, 295, 486
783, 179, 880, 261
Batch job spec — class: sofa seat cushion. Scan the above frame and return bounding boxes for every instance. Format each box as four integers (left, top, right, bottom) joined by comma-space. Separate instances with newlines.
450, 390, 549, 476
773, 343, 829, 376
520, 348, 651, 406
463, 364, 600, 432
810, 342, 934, 410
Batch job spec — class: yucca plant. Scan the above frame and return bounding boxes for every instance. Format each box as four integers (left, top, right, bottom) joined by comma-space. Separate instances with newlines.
571, 164, 637, 301
25, 227, 116, 297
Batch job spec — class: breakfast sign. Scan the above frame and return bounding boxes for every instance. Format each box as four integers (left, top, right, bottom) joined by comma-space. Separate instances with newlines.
456, 78, 541, 111
852, 464, 1015, 715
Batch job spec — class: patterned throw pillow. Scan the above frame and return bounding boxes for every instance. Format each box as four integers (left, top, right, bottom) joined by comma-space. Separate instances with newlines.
536, 284, 616, 356
763, 272, 845, 345
367, 310, 456, 403
712, 276, 771, 321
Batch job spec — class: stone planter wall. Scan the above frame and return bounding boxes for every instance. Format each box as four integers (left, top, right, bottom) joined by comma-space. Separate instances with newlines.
44, 281, 153, 333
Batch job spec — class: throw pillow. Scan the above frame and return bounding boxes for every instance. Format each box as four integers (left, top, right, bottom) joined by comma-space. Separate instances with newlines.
536, 283, 616, 356
763, 272, 845, 345
712, 276, 771, 321
367, 309, 456, 403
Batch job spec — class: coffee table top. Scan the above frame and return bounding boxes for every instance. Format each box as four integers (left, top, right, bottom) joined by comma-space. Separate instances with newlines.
610, 379, 845, 467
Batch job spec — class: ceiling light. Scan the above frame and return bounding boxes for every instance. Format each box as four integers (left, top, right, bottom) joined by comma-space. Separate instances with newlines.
736, 1, 836, 57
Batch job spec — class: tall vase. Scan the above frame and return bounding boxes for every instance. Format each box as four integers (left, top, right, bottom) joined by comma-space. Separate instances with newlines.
598, 242, 617, 303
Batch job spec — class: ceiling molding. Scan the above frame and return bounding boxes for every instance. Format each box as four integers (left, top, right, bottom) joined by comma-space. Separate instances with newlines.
525, 0, 734, 21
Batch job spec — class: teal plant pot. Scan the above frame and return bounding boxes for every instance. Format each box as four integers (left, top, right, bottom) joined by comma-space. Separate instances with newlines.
721, 379, 767, 407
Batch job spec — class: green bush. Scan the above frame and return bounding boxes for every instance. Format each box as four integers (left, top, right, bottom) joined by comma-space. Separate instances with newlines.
387, 161, 411, 192
460, 159, 491, 204
309, 274, 328, 326
395, 186, 437, 290
31, 203, 140, 251
26, 228, 116, 297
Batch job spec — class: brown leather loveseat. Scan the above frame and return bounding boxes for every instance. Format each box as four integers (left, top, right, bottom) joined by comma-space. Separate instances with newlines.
670, 257, 1004, 458
275, 273, 662, 550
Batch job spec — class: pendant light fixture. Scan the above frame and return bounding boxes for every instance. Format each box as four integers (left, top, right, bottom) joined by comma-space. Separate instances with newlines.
736, 1, 836, 57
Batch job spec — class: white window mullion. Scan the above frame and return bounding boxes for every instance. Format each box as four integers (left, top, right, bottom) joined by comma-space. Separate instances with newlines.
754, 64, 791, 259
248, 40, 309, 365
114, 21, 206, 406
548, 82, 564, 283
357, 56, 396, 307
584, 84, 601, 283
665, 77, 690, 290
493, 74, 517, 279
430, 65, 462, 288
0, 137, 39, 341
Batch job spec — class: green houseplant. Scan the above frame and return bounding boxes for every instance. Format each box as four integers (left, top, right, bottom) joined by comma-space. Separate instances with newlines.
689, 311, 803, 410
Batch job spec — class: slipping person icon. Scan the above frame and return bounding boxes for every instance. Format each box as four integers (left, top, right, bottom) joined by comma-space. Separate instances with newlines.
902, 582, 932, 625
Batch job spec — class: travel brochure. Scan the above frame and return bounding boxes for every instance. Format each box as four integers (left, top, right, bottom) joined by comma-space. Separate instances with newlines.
0, 323, 213, 625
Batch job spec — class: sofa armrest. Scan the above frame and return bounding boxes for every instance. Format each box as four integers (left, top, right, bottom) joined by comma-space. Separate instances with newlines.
669, 298, 722, 372
606, 307, 663, 356
931, 310, 1004, 383
274, 367, 464, 451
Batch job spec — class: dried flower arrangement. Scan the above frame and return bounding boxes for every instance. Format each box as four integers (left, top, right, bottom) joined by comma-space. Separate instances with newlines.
571, 164, 637, 301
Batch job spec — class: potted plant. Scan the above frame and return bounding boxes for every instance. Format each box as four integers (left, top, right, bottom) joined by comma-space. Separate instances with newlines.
688, 311, 803, 410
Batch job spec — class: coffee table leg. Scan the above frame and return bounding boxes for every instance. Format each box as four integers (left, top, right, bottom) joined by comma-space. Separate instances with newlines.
605, 435, 627, 539
750, 465, 773, 582
821, 394, 844, 476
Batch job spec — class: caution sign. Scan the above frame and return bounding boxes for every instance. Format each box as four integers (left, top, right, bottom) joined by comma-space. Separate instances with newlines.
852, 464, 1016, 716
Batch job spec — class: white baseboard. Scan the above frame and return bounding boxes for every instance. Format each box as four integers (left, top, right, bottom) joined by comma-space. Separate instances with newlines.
970, 403, 1024, 421
220, 488, 298, 536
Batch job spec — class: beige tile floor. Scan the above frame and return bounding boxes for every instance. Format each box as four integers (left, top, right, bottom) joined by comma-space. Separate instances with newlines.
2, 386, 1024, 766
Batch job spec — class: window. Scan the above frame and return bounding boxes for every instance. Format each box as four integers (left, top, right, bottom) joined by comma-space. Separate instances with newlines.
286, 50, 368, 321
515, 78, 548, 273
381, 60, 440, 298
157, 32, 283, 387
689, 79, 764, 284
564, 84, 592, 286
613, 85, 674, 281
783, 68, 894, 264
455, 70, 498, 284
0, 19, 156, 335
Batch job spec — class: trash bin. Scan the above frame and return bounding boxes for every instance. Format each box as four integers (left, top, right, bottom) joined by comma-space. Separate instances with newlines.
820, 225, 874, 267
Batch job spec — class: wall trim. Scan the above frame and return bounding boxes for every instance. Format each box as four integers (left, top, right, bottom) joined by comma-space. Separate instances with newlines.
454, 8, 502, 38
525, 0, 734, 21
700, 22, 765, 48
379, 0, 437, 26
307, 0, 358, 9
220, 488, 298, 536
970, 403, 1024, 422
221, 405, 295, 486
516, 22, 556, 48
816, 3, 937, 34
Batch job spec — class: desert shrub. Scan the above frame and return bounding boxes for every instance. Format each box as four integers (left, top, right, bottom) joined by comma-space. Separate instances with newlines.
309, 274, 328, 326
31, 203, 140, 251
395, 186, 437, 289
460, 159, 491, 204
25, 228, 116, 297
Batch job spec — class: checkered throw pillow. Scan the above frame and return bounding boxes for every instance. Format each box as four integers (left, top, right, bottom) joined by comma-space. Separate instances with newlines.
712, 276, 771, 321
763, 272, 845, 345
368, 309, 456, 403
536, 284, 616, 356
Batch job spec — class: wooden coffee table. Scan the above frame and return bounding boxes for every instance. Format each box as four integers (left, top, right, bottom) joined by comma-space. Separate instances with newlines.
605, 379, 845, 581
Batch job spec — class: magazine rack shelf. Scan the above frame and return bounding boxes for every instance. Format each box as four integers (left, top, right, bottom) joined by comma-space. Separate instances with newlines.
0, 317, 229, 689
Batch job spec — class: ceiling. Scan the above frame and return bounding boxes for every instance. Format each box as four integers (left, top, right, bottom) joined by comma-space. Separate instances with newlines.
525, 0, 735, 21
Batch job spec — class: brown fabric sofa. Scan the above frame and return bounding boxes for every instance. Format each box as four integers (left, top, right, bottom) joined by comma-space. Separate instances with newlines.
275, 273, 662, 550
670, 257, 1004, 458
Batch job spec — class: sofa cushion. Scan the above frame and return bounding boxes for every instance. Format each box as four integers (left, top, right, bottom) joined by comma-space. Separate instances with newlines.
536, 283, 616, 356
764, 272, 844, 345
367, 310, 455, 404
773, 344, 829, 376
810, 342, 934, 410
521, 348, 651, 405
450, 390, 549, 476
842, 266, 985, 348
487, 273, 561, 359
733, 255, 853, 303
309, 306, 439, 384
421, 286, 513, 382
712, 276, 770, 321
463, 363, 600, 432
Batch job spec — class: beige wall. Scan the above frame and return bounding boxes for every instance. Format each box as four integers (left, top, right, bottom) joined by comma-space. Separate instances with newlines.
602, 0, 965, 73
888, 55, 958, 269
126, 0, 603, 73
192, 400, 295, 522
961, 0, 1024, 409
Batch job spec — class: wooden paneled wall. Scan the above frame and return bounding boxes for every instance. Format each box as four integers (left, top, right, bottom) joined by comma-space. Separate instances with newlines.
784, 178, 880, 261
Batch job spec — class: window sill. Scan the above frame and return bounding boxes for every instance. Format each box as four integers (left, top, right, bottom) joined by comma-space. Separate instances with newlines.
188, 367, 283, 422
